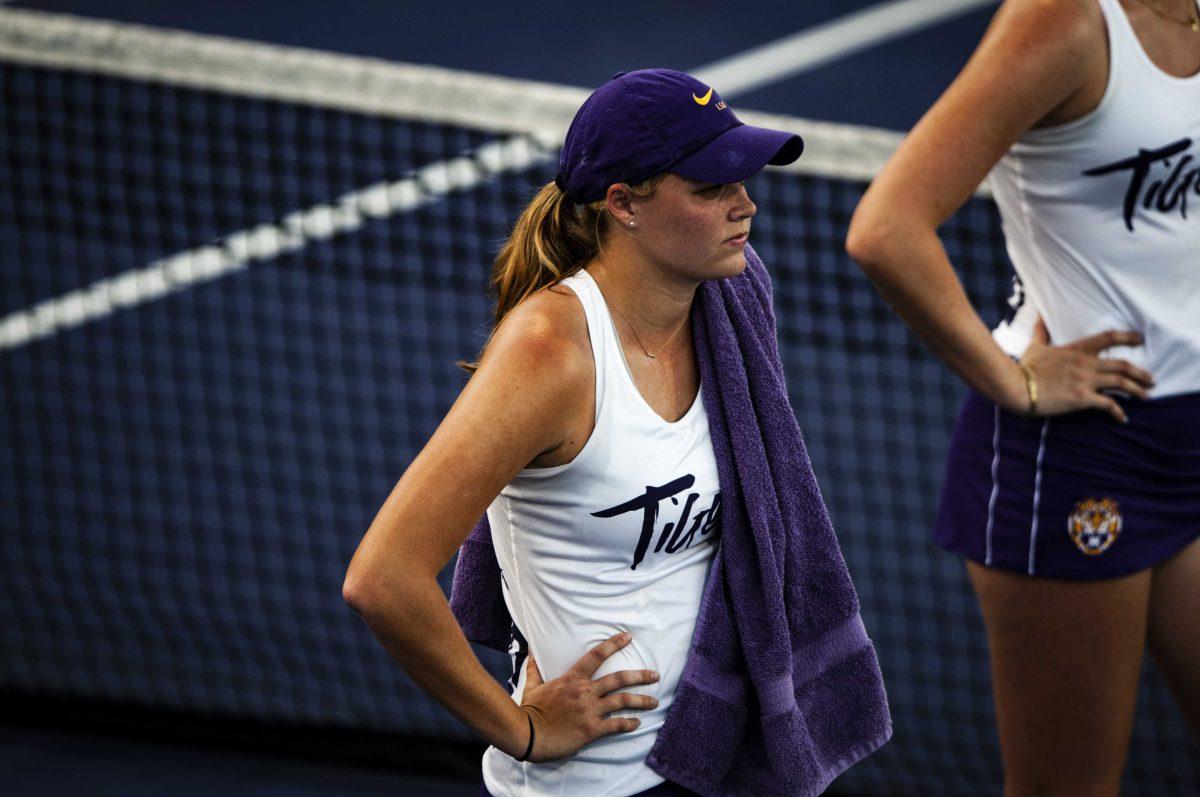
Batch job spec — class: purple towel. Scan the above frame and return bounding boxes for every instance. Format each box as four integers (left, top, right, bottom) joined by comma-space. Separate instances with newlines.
450, 246, 891, 796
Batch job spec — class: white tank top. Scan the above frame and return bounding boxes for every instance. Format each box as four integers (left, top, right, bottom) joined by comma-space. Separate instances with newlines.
480, 268, 721, 797
989, 0, 1200, 398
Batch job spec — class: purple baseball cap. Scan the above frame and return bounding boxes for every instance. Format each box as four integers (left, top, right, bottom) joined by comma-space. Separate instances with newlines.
555, 68, 803, 204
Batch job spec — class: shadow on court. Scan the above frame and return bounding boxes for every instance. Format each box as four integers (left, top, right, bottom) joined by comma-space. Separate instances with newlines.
0, 723, 480, 797
0, 692, 483, 797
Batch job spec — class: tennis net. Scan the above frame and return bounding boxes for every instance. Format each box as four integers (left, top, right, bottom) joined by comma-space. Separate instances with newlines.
0, 8, 1196, 794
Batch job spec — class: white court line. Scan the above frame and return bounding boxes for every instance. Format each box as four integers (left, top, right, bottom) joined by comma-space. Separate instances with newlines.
0, 133, 561, 350
696, 0, 998, 96
0, 2, 991, 351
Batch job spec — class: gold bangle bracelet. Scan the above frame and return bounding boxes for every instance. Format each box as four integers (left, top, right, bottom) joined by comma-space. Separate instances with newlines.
1018, 362, 1038, 415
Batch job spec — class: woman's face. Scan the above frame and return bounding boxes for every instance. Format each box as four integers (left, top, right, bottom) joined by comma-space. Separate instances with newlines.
625, 173, 757, 281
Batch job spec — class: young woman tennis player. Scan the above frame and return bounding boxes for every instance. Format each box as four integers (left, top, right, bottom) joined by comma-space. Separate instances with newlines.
847, 0, 1199, 793
343, 69, 804, 796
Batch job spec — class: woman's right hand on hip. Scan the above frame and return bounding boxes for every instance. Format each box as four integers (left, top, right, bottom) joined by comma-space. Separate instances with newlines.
511, 630, 660, 763
1015, 320, 1155, 423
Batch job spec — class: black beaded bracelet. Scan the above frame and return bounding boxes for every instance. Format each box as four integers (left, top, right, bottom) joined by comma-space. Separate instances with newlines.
514, 712, 535, 762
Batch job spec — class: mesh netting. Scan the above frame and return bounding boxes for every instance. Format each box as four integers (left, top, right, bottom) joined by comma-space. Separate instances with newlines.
1, 15, 1197, 796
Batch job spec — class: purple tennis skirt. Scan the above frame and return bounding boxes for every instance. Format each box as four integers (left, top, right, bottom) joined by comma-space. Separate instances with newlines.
933, 388, 1200, 580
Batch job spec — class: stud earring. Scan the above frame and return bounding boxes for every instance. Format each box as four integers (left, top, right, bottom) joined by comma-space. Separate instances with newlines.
629, 221, 637, 227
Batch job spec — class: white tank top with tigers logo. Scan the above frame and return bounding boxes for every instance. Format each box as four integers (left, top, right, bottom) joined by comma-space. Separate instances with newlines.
480, 268, 721, 797
989, 0, 1200, 398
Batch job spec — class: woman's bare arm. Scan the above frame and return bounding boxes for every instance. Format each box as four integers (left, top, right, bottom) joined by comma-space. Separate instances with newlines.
342, 289, 588, 756
342, 287, 659, 761
846, 0, 1150, 420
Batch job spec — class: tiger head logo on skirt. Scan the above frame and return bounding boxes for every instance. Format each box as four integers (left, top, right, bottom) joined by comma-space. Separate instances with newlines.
1067, 497, 1123, 556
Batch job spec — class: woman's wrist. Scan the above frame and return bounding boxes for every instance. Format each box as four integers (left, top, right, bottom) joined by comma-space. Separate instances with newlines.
1016, 361, 1039, 415
496, 704, 534, 759
513, 709, 536, 761
991, 356, 1035, 415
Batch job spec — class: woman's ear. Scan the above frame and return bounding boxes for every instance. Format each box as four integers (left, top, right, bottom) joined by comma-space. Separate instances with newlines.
605, 183, 636, 228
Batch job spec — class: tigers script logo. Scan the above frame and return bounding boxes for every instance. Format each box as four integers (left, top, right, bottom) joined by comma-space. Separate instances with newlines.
592, 474, 721, 570
1082, 137, 1198, 232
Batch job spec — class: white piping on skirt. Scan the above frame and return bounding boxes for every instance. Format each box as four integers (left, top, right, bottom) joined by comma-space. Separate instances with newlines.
984, 405, 1002, 566
1027, 419, 1051, 576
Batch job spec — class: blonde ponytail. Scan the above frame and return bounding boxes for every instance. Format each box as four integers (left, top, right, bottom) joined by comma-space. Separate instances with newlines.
456, 173, 667, 374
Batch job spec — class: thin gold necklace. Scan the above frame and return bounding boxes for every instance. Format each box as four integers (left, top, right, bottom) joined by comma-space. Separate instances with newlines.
1133, 0, 1199, 31
592, 275, 689, 359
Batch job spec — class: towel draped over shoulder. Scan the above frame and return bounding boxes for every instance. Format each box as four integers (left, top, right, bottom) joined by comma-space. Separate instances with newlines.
450, 246, 891, 796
